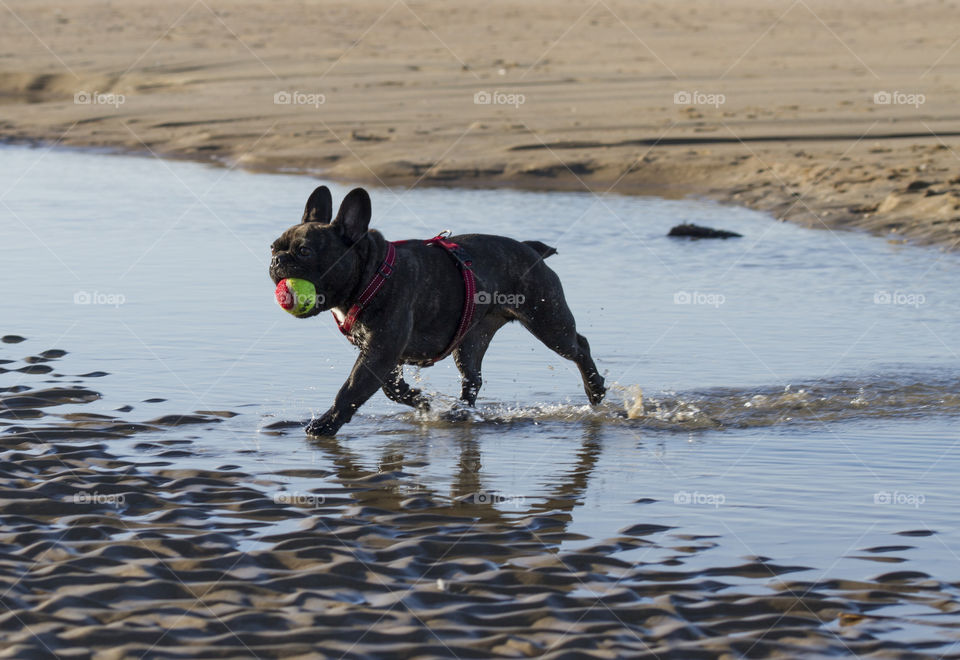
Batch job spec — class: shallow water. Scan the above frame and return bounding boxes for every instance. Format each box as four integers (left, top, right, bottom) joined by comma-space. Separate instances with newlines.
2, 144, 960, 656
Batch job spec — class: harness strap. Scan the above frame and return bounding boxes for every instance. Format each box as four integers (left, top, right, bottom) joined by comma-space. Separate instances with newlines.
334, 241, 396, 337
424, 233, 476, 364
333, 233, 477, 364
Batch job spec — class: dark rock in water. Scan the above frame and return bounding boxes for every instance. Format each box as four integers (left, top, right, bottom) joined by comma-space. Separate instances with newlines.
668, 223, 742, 239
906, 180, 933, 191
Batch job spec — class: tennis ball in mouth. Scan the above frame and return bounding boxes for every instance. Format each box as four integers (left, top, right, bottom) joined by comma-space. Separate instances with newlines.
275, 278, 319, 317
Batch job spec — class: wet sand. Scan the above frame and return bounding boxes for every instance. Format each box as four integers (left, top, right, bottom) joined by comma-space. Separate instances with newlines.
2, 0, 960, 248
3, 337, 960, 658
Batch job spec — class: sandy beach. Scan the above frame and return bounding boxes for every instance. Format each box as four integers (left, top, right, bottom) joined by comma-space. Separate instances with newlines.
2, 0, 960, 247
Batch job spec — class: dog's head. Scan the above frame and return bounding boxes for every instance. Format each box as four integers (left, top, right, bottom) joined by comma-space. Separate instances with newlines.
269, 186, 374, 316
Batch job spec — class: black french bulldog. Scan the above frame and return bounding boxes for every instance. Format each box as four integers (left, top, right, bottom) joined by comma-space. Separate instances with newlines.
269, 186, 606, 436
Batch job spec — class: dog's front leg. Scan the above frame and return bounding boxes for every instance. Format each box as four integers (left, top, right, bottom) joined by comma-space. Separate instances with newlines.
306, 348, 400, 437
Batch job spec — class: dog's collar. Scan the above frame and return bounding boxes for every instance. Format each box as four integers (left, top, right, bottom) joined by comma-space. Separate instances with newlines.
333, 242, 396, 337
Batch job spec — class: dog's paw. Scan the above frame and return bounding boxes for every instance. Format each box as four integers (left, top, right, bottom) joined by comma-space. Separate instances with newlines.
305, 411, 343, 437
413, 394, 431, 412
587, 376, 607, 406
439, 402, 483, 423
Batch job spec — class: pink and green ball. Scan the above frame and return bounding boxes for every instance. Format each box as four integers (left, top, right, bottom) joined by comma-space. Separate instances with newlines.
275, 278, 318, 317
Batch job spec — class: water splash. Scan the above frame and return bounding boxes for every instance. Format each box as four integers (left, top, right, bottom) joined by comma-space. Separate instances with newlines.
386, 372, 960, 432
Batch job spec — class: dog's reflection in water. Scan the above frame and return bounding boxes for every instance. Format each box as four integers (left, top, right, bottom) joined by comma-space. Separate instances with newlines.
305, 421, 607, 529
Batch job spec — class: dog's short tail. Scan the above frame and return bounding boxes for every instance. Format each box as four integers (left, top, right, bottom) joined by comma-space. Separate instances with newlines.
523, 240, 558, 259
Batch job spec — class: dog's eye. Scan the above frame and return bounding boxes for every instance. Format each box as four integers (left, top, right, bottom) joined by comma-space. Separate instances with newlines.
298, 246, 311, 257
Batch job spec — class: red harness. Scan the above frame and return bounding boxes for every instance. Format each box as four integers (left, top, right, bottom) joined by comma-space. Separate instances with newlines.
333, 233, 477, 364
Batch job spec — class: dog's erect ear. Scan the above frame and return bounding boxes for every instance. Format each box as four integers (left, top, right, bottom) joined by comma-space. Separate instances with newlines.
301, 185, 333, 224
333, 188, 372, 243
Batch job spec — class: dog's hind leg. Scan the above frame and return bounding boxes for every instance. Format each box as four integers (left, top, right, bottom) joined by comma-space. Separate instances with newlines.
454, 315, 507, 406
516, 300, 606, 406
382, 366, 430, 410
